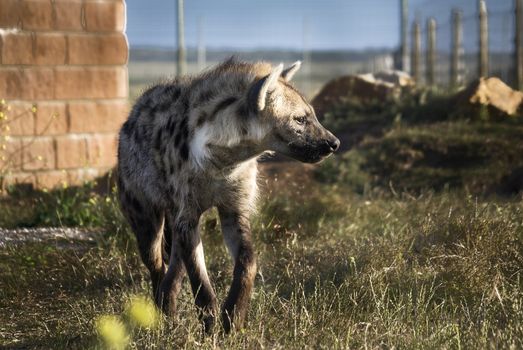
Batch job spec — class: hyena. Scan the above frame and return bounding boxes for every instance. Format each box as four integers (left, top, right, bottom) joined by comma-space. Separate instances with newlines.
117, 58, 340, 333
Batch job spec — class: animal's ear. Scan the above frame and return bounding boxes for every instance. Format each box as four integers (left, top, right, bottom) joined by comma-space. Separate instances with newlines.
281, 61, 301, 81
248, 63, 284, 112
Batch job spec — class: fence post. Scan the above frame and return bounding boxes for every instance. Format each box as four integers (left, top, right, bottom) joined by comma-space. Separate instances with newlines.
478, 0, 489, 78
426, 18, 437, 87
400, 0, 410, 72
516, 0, 523, 90
411, 20, 421, 84
197, 16, 206, 72
451, 9, 464, 88
176, 0, 186, 76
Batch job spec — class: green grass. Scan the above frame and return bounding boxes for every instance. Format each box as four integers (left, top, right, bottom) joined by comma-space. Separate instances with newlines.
2, 92, 523, 348
317, 94, 523, 195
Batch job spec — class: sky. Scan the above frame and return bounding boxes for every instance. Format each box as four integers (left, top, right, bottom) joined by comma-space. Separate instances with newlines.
125, 0, 515, 51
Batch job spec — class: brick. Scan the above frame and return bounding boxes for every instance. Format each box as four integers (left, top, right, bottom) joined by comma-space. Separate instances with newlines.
0, 32, 32, 65
84, 1, 125, 32
86, 134, 117, 167
54, 0, 83, 30
20, 0, 53, 30
0, 0, 20, 28
0, 68, 55, 100
24, 68, 55, 99
54, 67, 128, 99
5, 102, 35, 136
69, 100, 128, 133
34, 33, 66, 65
35, 170, 67, 189
0, 69, 24, 100
68, 33, 128, 65
68, 167, 101, 185
35, 102, 67, 135
55, 136, 87, 169
22, 137, 55, 170
0, 138, 23, 171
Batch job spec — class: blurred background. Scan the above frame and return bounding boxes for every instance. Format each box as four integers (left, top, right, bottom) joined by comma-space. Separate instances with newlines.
126, 0, 519, 98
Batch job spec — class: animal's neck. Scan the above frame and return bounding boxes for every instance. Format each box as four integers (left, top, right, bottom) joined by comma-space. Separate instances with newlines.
206, 141, 262, 170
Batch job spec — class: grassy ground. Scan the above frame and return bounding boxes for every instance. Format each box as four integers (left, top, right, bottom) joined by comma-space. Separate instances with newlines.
1, 94, 523, 349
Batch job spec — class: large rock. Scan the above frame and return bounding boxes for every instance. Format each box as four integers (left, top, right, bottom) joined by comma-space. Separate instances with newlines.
373, 70, 415, 87
312, 71, 412, 119
311, 76, 392, 119
455, 77, 523, 116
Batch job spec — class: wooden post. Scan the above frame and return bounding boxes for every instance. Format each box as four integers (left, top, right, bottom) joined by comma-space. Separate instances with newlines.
426, 18, 437, 87
451, 9, 464, 88
197, 16, 206, 72
411, 20, 421, 84
478, 0, 489, 78
302, 16, 312, 97
176, 0, 186, 76
400, 0, 409, 72
516, 0, 523, 90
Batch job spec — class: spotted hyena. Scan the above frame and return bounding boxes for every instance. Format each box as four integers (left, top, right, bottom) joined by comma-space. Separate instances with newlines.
117, 58, 340, 333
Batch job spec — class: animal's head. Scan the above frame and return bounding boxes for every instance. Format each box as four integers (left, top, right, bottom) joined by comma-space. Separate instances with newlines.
247, 62, 340, 163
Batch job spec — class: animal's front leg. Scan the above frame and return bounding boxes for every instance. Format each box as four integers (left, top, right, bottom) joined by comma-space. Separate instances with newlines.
218, 208, 257, 333
176, 216, 218, 333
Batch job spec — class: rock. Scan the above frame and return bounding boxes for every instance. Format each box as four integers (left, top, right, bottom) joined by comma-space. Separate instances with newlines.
373, 70, 415, 87
312, 74, 397, 119
454, 77, 523, 116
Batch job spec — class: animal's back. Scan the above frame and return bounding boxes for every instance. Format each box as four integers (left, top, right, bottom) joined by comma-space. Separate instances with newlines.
117, 80, 189, 203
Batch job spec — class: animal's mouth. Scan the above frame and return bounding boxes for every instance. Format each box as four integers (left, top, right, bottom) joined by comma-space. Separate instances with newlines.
288, 143, 335, 163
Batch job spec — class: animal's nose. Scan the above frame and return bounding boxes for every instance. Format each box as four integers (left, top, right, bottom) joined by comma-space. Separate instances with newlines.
326, 137, 340, 152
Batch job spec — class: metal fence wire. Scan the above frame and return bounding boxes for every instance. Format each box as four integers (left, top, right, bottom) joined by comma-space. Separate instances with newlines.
407, 0, 520, 88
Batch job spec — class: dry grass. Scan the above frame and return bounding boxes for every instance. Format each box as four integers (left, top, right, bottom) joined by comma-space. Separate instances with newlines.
1, 185, 522, 349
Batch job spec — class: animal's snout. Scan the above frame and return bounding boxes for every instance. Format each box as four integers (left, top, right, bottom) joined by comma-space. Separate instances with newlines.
325, 137, 340, 152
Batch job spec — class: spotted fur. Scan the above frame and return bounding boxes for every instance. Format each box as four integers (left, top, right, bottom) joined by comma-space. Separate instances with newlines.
117, 58, 339, 333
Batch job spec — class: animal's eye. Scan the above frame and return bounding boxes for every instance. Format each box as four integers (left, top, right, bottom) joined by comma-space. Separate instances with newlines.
294, 116, 307, 125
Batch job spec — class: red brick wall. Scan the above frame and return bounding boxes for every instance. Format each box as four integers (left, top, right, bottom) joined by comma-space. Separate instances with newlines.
0, 0, 128, 189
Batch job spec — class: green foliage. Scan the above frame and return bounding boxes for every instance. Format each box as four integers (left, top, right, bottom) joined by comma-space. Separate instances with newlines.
0, 180, 124, 230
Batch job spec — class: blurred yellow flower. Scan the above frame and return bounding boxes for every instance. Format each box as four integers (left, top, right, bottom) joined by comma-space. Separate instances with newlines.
31, 105, 37, 113
96, 315, 129, 350
126, 296, 160, 329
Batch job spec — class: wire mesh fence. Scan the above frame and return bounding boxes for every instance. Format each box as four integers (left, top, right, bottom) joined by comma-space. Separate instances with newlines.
127, 0, 523, 99
408, 0, 519, 88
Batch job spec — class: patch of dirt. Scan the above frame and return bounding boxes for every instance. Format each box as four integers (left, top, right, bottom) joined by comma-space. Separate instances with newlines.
0, 227, 100, 247
258, 161, 318, 196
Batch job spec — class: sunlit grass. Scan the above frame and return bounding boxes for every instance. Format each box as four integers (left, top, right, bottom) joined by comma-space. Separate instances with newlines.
1, 188, 522, 348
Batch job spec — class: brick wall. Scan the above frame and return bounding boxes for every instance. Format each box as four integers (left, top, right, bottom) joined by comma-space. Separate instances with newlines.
0, 0, 128, 189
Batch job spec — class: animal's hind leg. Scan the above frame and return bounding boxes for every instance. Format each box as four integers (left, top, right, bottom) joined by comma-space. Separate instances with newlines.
156, 214, 186, 316
160, 212, 217, 333
118, 187, 166, 302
